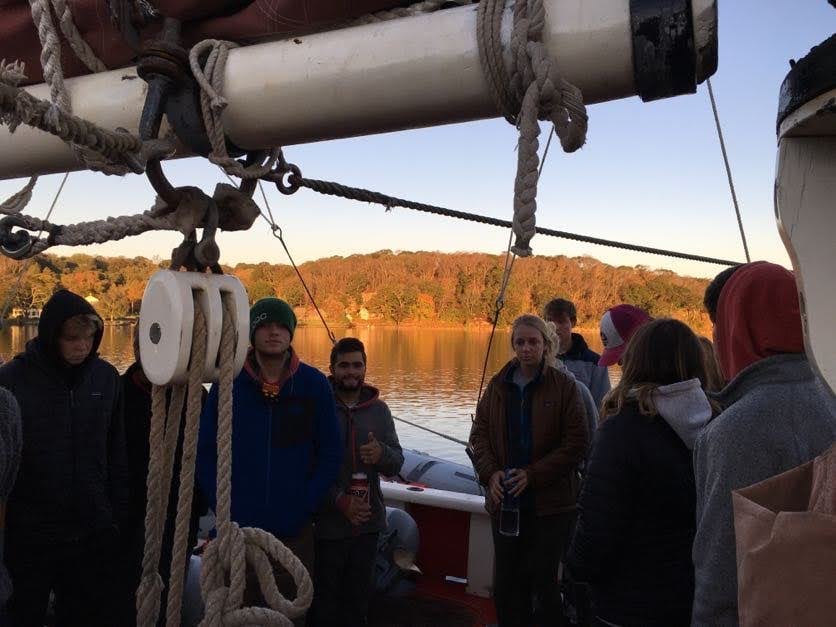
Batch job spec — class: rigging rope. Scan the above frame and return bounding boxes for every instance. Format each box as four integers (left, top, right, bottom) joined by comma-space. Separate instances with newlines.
706, 78, 751, 263
476, 0, 587, 257
138, 293, 312, 626
391, 415, 469, 447
0, 73, 170, 174
280, 173, 742, 267
475, 123, 556, 408
188, 40, 280, 180
27, 0, 135, 174
0, 172, 69, 323
0, 64, 39, 217
256, 181, 338, 345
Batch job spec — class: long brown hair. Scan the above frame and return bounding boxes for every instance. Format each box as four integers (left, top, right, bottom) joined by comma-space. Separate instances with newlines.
698, 336, 725, 392
601, 318, 708, 419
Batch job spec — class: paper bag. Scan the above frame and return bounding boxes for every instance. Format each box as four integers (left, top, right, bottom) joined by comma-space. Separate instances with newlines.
732, 442, 836, 626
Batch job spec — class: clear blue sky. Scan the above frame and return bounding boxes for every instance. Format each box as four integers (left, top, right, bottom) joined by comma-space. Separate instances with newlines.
1, 1, 833, 279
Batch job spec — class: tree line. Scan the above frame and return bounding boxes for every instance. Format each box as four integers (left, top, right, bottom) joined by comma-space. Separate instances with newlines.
0, 251, 712, 334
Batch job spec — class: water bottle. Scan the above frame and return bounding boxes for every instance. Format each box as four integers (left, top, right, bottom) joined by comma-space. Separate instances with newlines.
498, 468, 520, 537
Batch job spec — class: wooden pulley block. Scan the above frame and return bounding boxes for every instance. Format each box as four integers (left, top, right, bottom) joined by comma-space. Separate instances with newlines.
139, 270, 249, 385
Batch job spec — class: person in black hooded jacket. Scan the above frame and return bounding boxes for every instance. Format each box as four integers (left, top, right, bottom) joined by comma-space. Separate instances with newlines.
565, 319, 713, 627
0, 289, 128, 627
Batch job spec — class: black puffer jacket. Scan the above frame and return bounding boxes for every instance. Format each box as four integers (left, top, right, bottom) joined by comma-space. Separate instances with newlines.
565, 401, 696, 626
0, 290, 128, 544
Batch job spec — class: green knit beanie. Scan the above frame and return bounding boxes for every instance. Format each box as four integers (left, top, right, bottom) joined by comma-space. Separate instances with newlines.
249, 298, 297, 342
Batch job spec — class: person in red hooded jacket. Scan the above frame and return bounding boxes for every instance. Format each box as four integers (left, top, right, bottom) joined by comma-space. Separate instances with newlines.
691, 261, 836, 626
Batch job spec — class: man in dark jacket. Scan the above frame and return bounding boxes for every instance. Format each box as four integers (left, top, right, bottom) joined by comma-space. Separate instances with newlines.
313, 337, 404, 627
0, 289, 128, 627
118, 327, 207, 626
544, 298, 610, 408
196, 297, 342, 626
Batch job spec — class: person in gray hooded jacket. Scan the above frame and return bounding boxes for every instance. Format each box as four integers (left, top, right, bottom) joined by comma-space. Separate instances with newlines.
692, 261, 836, 626
313, 337, 404, 627
566, 319, 713, 627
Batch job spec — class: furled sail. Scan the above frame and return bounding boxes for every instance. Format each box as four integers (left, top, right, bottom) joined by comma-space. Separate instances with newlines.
1, 0, 421, 85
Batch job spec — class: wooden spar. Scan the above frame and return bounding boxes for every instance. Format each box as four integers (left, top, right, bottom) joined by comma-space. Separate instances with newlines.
775, 32, 836, 397
0, 0, 717, 180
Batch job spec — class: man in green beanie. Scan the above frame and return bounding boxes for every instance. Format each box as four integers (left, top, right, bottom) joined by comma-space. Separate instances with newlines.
197, 297, 342, 625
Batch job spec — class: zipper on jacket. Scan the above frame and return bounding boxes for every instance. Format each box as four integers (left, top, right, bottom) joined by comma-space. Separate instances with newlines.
265, 400, 272, 507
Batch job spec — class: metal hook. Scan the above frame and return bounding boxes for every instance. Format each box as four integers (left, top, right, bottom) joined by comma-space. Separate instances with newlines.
0, 215, 38, 260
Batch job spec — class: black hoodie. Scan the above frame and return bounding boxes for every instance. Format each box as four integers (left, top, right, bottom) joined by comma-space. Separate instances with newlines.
0, 290, 128, 544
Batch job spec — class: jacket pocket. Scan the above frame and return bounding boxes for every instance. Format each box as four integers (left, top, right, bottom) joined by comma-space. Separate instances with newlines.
271, 397, 315, 448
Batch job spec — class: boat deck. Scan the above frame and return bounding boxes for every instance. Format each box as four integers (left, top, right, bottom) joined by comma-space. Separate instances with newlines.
369, 578, 496, 627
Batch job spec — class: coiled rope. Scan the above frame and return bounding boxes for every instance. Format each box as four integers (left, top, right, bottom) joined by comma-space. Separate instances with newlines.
199, 295, 313, 627
137, 292, 312, 627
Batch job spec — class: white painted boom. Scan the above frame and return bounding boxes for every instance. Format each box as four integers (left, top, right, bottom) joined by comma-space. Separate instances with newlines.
0, 0, 717, 180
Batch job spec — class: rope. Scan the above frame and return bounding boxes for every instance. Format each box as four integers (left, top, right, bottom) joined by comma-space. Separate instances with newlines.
199, 294, 313, 626
392, 415, 469, 447
50, 0, 108, 73
165, 305, 207, 626
0, 172, 68, 323
0, 77, 169, 174
0, 64, 39, 217
285, 175, 741, 266
137, 384, 187, 626
706, 78, 750, 262
0, 189, 211, 258
188, 40, 280, 180
26, 0, 134, 174
477, 0, 587, 257
0, 177, 38, 216
257, 182, 338, 345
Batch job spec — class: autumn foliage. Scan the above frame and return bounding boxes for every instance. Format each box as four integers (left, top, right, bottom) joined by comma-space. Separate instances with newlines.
0, 251, 712, 334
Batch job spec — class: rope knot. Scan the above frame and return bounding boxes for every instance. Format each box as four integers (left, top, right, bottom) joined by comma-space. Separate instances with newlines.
477, 0, 588, 257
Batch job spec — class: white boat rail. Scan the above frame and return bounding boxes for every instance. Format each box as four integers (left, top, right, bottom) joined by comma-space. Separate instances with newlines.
382, 481, 494, 599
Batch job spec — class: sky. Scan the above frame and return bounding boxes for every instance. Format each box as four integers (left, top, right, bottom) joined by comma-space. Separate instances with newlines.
0, 1, 834, 279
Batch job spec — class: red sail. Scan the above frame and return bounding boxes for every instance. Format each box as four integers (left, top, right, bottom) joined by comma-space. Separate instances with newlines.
1, 0, 413, 85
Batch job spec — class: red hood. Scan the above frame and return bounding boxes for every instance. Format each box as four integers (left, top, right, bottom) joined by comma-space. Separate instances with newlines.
714, 261, 803, 381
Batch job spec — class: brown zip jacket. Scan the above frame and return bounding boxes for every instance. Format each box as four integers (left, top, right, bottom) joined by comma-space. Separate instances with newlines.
470, 359, 589, 516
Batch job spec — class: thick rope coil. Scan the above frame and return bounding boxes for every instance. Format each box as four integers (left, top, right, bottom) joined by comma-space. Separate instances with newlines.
188, 40, 280, 180
477, 0, 588, 256
199, 296, 313, 627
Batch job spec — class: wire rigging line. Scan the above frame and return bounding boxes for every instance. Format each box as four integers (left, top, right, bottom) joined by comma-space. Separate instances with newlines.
256, 181, 338, 345
475, 123, 555, 410
706, 77, 750, 263
391, 414, 469, 447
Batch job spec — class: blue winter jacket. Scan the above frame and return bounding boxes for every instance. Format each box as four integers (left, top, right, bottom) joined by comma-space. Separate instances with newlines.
196, 351, 342, 538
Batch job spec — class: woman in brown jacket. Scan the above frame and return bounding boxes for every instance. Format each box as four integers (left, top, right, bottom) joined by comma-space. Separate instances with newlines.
470, 314, 589, 627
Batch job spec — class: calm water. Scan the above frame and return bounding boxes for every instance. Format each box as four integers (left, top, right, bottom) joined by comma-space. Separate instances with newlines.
0, 325, 614, 466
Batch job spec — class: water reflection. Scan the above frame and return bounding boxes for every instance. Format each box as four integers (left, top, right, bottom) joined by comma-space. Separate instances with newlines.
0, 325, 616, 465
